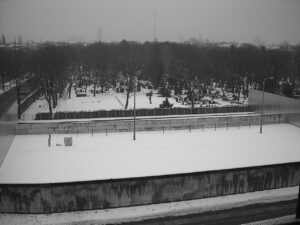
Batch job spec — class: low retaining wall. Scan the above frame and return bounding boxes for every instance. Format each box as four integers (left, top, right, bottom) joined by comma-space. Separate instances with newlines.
0, 162, 299, 214
17, 113, 286, 135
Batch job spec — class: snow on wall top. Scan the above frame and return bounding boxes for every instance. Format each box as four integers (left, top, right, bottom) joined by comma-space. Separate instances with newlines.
0, 123, 299, 184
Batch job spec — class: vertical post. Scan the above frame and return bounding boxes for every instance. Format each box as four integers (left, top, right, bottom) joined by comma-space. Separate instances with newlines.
260, 81, 265, 134
106, 128, 107, 136
17, 83, 21, 119
133, 75, 136, 140
260, 77, 273, 134
297, 185, 300, 219
48, 133, 51, 147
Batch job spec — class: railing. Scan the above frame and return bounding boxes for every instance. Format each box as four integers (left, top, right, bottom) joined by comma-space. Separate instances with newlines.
34, 105, 250, 120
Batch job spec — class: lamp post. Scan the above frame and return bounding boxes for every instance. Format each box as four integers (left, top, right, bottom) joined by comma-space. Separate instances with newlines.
260, 77, 273, 134
133, 72, 140, 140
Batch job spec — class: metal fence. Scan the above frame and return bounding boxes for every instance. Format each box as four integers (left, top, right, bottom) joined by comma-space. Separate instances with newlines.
34, 105, 250, 120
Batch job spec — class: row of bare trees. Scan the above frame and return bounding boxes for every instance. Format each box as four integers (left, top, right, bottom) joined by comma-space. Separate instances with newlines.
0, 41, 299, 115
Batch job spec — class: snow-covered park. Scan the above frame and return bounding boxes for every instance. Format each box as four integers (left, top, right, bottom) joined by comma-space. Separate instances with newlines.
0, 123, 299, 184
22, 85, 248, 120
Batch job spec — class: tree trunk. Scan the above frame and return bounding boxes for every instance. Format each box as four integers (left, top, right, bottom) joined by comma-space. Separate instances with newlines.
1, 74, 4, 91
46, 95, 52, 119
52, 91, 57, 108
68, 78, 72, 99
125, 91, 130, 109
93, 82, 96, 97
191, 93, 194, 109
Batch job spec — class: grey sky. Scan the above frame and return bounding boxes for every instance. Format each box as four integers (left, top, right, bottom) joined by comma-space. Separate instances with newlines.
0, 0, 299, 44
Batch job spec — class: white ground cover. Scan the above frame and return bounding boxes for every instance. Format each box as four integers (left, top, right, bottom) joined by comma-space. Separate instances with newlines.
0, 123, 299, 184
22, 86, 247, 120
0, 80, 16, 95
0, 186, 298, 225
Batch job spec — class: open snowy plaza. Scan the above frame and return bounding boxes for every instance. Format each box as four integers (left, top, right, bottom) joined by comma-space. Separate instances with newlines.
0, 123, 299, 184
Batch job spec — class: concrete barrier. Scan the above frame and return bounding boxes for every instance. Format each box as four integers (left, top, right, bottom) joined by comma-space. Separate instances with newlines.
17, 113, 286, 135
0, 162, 299, 214
249, 89, 300, 127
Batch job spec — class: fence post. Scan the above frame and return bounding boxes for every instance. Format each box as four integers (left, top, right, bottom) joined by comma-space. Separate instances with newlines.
202, 124, 204, 132
106, 128, 108, 136
163, 126, 164, 134
92, 129, 93, 136
215, 123, 216, 131
227, 122, 228, 130
189, 124, 191, 132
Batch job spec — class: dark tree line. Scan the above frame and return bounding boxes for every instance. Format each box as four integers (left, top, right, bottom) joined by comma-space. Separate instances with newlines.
0, 41, 299, 114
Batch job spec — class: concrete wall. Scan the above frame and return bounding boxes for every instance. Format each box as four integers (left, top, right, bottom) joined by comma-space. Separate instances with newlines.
0, 162, 299, 214
249, 89, 300, 127
17, 113, 286, 135
0, 98, 17, 167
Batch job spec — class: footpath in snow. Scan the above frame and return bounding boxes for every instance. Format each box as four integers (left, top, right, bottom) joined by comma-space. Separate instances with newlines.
0, 186, 298, 225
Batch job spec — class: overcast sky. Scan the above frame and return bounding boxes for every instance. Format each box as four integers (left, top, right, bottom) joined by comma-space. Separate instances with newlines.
0, 0, 299, 44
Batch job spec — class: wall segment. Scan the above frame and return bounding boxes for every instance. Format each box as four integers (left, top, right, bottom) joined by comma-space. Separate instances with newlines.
0, 162, 299, 214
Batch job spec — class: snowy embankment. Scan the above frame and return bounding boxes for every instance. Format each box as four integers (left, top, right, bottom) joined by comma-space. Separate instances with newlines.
0, 186, 298, 225
0, 124, 299, 184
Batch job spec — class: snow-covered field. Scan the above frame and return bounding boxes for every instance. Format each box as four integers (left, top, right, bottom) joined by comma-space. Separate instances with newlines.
0, 186, 298, 225
22, 86, 247, 120
0, 124, 299, 184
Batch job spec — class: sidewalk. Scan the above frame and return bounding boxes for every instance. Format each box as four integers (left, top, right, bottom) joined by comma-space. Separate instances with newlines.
0, 186, 298, 225
242, 215, 300, 225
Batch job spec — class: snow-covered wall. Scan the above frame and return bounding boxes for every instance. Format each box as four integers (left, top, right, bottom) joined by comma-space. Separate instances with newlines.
0, 162, 299, 214
16, 113, 285, 135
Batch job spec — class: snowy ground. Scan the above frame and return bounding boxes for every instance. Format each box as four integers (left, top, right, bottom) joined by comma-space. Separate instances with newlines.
0, 80, 16, 95
22, 86, 248, 120
0, 123, 299, 184
0, 186, 298, 225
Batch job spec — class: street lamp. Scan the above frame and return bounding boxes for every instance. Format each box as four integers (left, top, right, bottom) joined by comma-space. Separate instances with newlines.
260, 77, 274, 134
133, 71, 140, 140
133, 74, 136, 140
